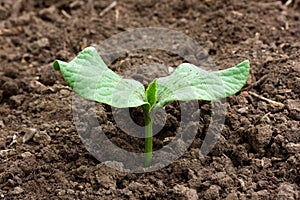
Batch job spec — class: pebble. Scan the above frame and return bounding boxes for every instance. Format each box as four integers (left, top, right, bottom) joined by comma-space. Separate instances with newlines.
33, 130, 51, 145
23, 128, 37, 143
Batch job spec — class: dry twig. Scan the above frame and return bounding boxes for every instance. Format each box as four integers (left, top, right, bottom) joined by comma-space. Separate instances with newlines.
100, 1, 117, 17
248, 91, 285, 108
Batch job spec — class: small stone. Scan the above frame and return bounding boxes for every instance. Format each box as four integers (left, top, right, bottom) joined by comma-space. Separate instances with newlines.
285, 143, 300, 154
23, 128, 37, 143
33, 130, 51, 145
21, 151, 32, 159
11, 186, 24, 195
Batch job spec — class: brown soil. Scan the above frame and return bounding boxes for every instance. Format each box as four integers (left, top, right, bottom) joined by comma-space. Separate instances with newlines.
0, 0, 299, 199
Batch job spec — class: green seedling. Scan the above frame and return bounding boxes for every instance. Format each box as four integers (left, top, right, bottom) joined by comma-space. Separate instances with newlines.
53, 46, 250, 167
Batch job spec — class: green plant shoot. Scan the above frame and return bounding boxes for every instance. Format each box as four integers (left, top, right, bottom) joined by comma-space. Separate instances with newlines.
53, 46, 250, 167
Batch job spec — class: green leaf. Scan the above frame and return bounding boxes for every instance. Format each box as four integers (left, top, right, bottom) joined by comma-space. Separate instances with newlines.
155, 60, 250, 109
145, 79, 158, 107
53, 47, 147, 108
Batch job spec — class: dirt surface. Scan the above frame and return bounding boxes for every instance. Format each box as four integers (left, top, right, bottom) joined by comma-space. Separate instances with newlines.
0, 0, 299, 199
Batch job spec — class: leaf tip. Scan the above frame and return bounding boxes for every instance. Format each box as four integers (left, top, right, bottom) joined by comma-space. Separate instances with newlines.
53, 60, 69, 71
53, 60, 60, 70
240, 59, 250, 69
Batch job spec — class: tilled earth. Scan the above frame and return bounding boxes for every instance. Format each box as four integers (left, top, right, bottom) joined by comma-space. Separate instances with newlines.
0, 0, 299, 199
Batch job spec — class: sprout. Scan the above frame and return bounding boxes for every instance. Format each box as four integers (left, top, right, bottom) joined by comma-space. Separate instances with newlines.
54, 46, 250, 167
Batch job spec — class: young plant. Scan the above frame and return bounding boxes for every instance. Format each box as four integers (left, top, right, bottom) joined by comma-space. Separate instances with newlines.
53, 46, 250, 167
